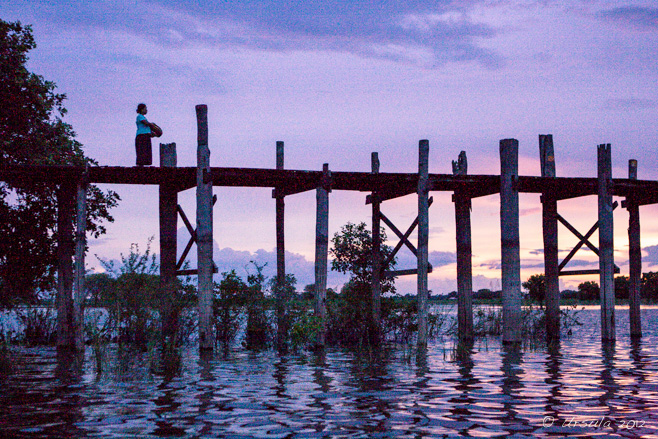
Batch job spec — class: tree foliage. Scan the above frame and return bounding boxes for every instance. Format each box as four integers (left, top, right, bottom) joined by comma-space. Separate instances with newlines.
327, 222, 398, 346
0, 20, 119, 307
577, 281, 600, 301
330, 221, 396, 294
522, 274, 546, 304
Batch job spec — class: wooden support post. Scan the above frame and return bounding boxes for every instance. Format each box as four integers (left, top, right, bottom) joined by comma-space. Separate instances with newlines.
196, 105, 214, 350
314, 163, 330, 347
540, 134, 560, 342
371, 152, 382, 335
627, 159, 642, 338
500, 139, 522, 344
452, 151, 473, 342
160, 142, 178, 348
56, 182, 75, 348
73, 170, 88, 350
275, 140, 287, 351
598, 143, 615, 342
417, 139, 430, 348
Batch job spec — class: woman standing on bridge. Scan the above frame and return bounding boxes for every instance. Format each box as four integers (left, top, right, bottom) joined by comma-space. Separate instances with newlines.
135, 103, 155, 166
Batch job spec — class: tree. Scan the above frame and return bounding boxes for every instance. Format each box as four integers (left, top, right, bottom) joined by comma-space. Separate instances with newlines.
577, 281, 599, 301
330, 221, 396, 293
327, 222, 397, 346
0, 20, 119, 307
523, 274, 546, 304
641, 271, 658, 302
214, 270, 248, 348
614, 275, 629, 300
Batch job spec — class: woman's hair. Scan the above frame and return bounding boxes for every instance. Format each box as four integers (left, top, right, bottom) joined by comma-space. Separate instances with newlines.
136, 103, 147, 113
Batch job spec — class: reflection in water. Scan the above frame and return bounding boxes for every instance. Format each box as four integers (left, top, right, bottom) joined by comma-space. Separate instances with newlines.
543, 341, 563, 422
52, 349, 86, 438
196, 350, 214, 438
598, 342, 619, 414
448, 340, 479, 437
499, 344, 530, 434
2, 308, 658, 438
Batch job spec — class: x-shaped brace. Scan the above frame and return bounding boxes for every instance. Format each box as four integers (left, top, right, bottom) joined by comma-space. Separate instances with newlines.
380, 197, 434, 273
176, 195, 218, 273
557, 201, 619, 274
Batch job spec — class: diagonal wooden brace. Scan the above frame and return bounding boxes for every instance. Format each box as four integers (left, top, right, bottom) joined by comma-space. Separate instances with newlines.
557, 201, 618, 274
380, 197, 433, 269
176, 196, 217, 271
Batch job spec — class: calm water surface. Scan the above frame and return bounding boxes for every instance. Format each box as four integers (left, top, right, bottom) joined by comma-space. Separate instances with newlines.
1, 307, 658, 438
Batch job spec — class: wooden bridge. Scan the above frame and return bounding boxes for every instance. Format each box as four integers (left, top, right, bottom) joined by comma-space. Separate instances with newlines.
2, 105, 656, 350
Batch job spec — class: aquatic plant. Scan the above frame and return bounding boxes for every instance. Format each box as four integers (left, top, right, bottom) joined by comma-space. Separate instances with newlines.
94, 238, 196, 350
15, 307, 57, 345
213, 270, 248, 349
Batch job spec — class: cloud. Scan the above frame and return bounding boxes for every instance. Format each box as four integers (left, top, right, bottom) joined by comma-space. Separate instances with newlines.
176, 231, 348, 288
642, 245, 658, 267
604, 97, 658, 110
393, 250, 456, 270
599, 6, 658, 30
20, 0, 504, 69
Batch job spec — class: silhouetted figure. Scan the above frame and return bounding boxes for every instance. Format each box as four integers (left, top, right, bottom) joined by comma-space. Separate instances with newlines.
135, 103, 159, 166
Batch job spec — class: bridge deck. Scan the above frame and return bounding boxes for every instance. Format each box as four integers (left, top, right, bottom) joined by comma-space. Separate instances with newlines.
2, 164, 658, 205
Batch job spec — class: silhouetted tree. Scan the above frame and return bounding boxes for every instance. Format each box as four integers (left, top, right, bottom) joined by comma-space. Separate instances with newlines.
0, 20, 119, 307
523, 274, 546, 304
614, 275, 629, 300
577, 281, 600, 301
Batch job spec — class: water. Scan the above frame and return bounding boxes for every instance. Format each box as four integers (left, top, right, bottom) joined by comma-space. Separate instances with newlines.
1, 308, 658, 438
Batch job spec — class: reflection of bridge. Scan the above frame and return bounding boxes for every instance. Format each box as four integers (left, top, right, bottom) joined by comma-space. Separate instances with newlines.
2, 105, 655, 350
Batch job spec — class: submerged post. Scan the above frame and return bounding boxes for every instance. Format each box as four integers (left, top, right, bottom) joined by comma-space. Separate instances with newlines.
56, 182, 75, 348
73, 170, 88, 350
371, 152, 382, 334
540, 135, 560, 342
417, 139, 430, 348
598, 143, 615, 341
500, 139, 522, 344
275, 141, 288, 351
314, 163, 330, 347
452, 151, 473, 342
160, 142, 178, 347
627, 159, 642, 338
196, 105, 214, 350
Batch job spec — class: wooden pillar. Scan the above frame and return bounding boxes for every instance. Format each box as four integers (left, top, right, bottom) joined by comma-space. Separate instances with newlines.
627, 159, 642, 338
452, 151, 473, 342
314, 163, 330, 346
56, 182, 75, 348
500, 138, 522, 344
73, 170, 88, 350
275, 141, 287, 351
417, 139, 430, 347
160, 142, 178, 346
371, 152, 382, 333
598, 143, 615, 342
540, 135, 560, 342
196, 105, 214, 350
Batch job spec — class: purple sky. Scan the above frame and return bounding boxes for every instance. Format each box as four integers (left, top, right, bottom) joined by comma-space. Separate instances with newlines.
5, 0, 658, 293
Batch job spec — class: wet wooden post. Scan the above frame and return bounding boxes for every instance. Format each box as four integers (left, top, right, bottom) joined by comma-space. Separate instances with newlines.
73, 169, 88, 350
275, 141, 287, 350
452, 151, 473, 342
417, 139, 430, 347
627, 159, 642, 338
540, 135, 560, 342
314, 163, 330, 346
196, 105, 214, 350
56, 182, 75, 348
160, 142, 178, 346
500, 139, 522, 344
371, 152, 382, 333
598, 143, 615, 341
